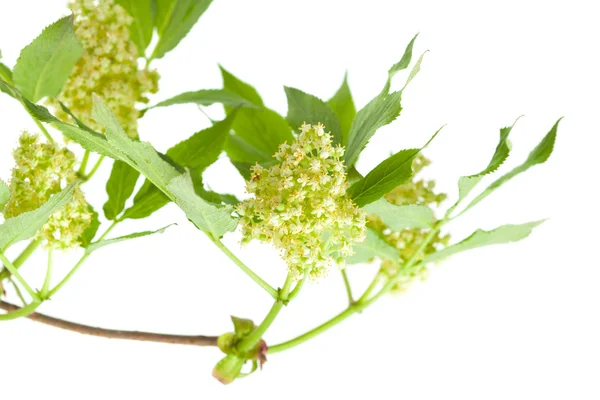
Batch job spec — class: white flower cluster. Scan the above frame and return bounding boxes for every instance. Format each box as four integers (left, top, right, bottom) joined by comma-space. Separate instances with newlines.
49, 0, 159, 138
3, 132, 92, 249
237, 123, 366, 280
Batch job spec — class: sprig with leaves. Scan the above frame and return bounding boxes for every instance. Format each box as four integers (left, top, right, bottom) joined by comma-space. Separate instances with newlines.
0, 0, 559, 385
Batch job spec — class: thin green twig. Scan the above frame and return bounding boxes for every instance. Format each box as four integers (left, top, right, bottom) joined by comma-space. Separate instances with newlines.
212, 238, 278, 299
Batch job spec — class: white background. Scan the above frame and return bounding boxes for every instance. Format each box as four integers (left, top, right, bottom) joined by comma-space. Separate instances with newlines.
1, 0, 599, 398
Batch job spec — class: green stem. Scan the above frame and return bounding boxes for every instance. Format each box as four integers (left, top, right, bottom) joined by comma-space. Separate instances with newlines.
0, 253, 39, 302
0, 237, 42, 281
32, 117, 54, 143
0, 301, 41, 321
288, 273, 308, 302
363, 226, 442, 308
341, 269, 355, 305
238, 274, 294, 353
40, 248, 53, 299
84, 156, 105, 180
356, 273, 381, 304
212, 238, 278, 299
9, 277, 27, 306
47, 221, 118, 298
269, 220, 448, 355
268, 306, 357, 354
78, 150, 90, 176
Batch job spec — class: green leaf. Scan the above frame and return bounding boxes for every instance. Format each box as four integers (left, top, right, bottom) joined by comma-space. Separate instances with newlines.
143, 89, 259, 116
344, 34, 418, 166
12, 15, 83, 102
0, 181, 77, 252
0, 52, 13, 96
327, 73, 356, 145
344, 91, 402, 166
103, 160, 140, 220
167, 114, 235, 172
92, 97, 237, 239
455, 118, 519, 205
463, 118, 561, 213
123, 180, 170, 220
402, 51, 427, 91
384, 34, 419, 92
0, 180, 10, 214
85, 224, 174, 253
115, 0, 154, 57
79, 205, 100, 248
284, 86, 342, 144
348, 148, 419, 207
92, 95, 180, 192
152, 0, 213, 59
166, 172, 237, 239
363, 199, 435, 231
422, 220, 545, 264
220, 66, 265, 111
225, 108, 293, 176
347, 228, 398, 264
348, 126, 442, 207
123, 114, 235, 220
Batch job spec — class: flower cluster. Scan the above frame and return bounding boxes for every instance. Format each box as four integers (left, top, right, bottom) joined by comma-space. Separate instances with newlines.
48, 0, 159, 138
369, 155, 450, 293
237, 123, 366, 280
3, 132, 92, 249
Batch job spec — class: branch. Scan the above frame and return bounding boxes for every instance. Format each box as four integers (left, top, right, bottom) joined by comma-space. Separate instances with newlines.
0, 301, 219, 347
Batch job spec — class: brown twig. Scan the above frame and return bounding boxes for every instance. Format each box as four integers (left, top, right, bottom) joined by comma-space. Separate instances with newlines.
0, 300, 219, 347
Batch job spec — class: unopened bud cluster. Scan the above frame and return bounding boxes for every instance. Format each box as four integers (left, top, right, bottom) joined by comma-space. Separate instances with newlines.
3, 132, 92, 249
369, 155, 450, 293
48, 0, 159, 138
237, 123, 366, 280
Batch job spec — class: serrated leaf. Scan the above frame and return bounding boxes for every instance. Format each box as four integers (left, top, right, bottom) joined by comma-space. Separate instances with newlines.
348, 126, 441, 207
363, 199, 435, 231
344, 34, 418, 166
143, 89, 259, 116
344, 91, 402, 166
328, 73, 356, 145
0, 180, 10, 214
123, 115, 235, 220
348, 148, 419, 207
0, 77, 61, 121
92, 95, 180, 191
103, 160, 140, 220
463, 119, 561, 214
85, 224, 174, 253
152, 0, 213, 59
166, 172, 237, 239
115, 0, 154, 57
91, 97, 237, 238
347, 228, 398, 264
384, 33, 419, 92
0, 181, 77, 251
225, 108, 293, 177
12, 15, 83, 102
220, 66, 265, 111
423, 220, 545, 264
284, 86, 342, 144
79, 205, 100, 248
123, 180, 170, 220
402, 51, 427, 91
455, 118, 519, 205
